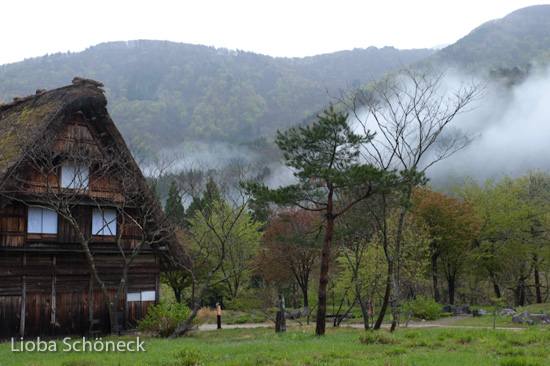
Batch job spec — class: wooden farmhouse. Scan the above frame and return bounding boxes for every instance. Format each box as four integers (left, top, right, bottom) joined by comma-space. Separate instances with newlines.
0, 78, 183, 339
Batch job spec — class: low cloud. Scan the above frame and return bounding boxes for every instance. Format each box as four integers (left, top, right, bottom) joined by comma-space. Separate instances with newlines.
428, 67, 550, 185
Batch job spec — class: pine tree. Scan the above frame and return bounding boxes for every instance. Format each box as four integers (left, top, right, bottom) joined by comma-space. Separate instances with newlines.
165, 180, 186, 228
246, 103, 397, 335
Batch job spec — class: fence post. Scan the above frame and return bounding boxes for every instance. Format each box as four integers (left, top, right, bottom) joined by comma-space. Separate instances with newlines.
216, 302, 222, 330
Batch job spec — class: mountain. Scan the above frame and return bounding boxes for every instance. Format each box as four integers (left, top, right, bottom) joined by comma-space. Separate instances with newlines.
0, 42, 434, 150
428, 5, 550, 72
1, 5, 550, 154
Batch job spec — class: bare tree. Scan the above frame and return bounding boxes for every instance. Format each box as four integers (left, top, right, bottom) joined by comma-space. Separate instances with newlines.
1, 126, 178, 334
337, 65, 485, 331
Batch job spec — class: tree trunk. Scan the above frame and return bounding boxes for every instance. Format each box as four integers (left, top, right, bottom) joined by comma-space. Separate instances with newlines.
315, 214, 334, 336
358, 296, 370, 331
170, 276, 212, 338
514, 276, 526, 307
492, 280, 501, 299
190, 282, 195, 307
301, 285, 309, 308
432, 253, 440, 303
174, 288, 182, 303
374, 260, 393, 330
107, 300, 119, 335
355, 281, 369, 331
447, 275, 456, 305
534, 254, 542, 304
79, 235, 120, 335
390, 275, 398, 332
276, 293, 286, 333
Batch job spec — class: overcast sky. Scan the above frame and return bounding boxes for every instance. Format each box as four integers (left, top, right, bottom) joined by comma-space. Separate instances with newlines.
1, 1, 546, 66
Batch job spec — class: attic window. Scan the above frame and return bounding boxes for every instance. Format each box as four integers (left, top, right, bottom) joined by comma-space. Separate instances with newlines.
61, 164, 89, 189
27, 207, 58, 234
92, 209, 117, 236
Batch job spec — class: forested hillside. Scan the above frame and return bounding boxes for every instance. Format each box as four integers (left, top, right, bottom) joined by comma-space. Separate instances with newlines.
428, 5, 550, 72
0, 42, 434, 149
1, 5, 549, 154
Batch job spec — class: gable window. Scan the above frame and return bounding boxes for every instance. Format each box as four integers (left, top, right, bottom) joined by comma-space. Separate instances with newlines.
27, 207, 58, 234
61, 164, 89, 189
92, 209, 117, 236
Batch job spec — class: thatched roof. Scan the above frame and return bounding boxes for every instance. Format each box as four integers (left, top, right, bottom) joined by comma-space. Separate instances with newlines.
0, 78, 113, 186
0, 77, 188, 269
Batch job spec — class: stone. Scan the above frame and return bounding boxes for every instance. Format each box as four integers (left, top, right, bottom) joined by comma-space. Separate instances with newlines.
452, 304, 472, 315
286, 310, 301, 320
441, 304, 453, 313
472, 309, 490, 317
512, 314, 523, 324
499, 308, 516, 316
300, 307, 312, 317
529, 314, 550, 324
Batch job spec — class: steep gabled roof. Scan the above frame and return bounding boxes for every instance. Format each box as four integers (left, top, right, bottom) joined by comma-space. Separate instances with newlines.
0, 78, 113, 187
0, 78, 188, 268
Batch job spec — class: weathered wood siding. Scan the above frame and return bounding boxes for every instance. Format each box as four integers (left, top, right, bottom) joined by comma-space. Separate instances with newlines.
0, 273, 22, 339
0, 83, 171, 340
0, 251, 160, 339
0, 204, 25, 247
0, 202, 144, 250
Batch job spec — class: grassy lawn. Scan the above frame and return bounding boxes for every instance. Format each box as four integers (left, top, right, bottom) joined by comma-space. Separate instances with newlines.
2, 324, 550, 366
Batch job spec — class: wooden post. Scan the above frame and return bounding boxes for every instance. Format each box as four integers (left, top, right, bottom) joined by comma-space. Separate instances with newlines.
20, 276, 26, 338
51, 276, 56, 325
216, 303, 222, 329
276, 293, 286, 333
88, 275, 94, 321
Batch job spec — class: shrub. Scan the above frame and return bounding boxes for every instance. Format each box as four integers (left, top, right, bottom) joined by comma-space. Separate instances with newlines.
225, 292, 261, 311
252, 316, 267, 323
235, 316, 250, 324
171, 347, 204, 366
359, 330, 397, 345
196, 306, 217, 322
137, 302, 194, 337
409, 296, 442, 320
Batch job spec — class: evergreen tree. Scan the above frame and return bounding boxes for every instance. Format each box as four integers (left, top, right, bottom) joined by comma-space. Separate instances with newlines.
246, 103, 397, 335
165, 180, 186, 228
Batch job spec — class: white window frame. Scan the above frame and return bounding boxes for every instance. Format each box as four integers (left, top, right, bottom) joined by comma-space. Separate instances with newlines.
92, 208, 117, 236
127, 291, 156, 302
27, 207, 58, 234
61, 164, 89, 189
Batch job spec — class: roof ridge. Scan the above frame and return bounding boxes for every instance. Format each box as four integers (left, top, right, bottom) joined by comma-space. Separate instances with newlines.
0, 77, 104, 111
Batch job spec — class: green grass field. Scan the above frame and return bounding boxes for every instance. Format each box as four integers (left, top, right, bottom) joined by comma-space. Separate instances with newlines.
2, 323, 550, 366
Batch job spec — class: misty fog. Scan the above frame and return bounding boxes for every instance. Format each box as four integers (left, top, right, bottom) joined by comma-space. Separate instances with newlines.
427, 68, 550, 186
153, 67, 550, 194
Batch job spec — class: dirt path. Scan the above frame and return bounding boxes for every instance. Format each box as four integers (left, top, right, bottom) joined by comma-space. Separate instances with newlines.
198, 316, 523, 331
